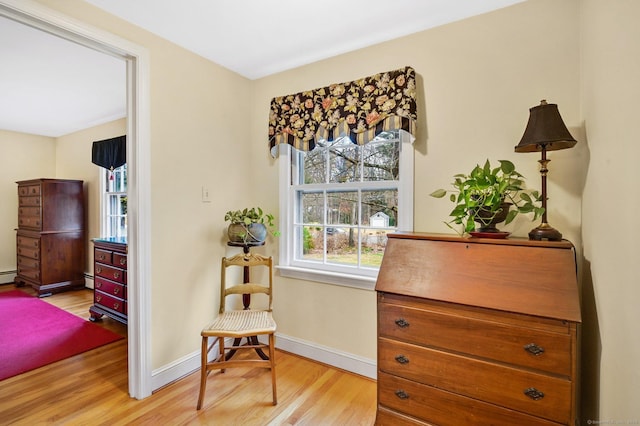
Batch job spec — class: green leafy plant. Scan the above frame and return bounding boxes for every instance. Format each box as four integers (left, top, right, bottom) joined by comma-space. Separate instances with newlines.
430, 159, 544, 235
224, 207, 280, 238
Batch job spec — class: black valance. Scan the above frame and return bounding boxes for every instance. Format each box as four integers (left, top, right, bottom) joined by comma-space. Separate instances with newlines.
92, 135, 126, 171
268, 66, 417, 157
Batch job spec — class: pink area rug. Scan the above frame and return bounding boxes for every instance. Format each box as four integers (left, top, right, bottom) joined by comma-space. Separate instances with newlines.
0, 289, 123, 381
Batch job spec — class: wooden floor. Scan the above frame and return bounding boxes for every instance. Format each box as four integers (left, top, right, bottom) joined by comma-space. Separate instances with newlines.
0, 284, 377, 425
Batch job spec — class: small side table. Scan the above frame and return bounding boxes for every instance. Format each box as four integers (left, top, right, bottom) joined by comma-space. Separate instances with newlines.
226, 241, 269, 360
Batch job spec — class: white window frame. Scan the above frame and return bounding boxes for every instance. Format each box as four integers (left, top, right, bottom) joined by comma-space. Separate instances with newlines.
277, 130, 414, 290
100, 165, 127, 239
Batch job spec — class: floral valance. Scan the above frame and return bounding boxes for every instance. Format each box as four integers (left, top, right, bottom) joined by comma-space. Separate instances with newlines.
268, 66, 417, 157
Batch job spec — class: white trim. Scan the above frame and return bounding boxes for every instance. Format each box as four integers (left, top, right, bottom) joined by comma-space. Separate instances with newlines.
150, 333, 376, 391
275, 333, 376, 380
277, 132, 415, 286
0, 0, 153, 399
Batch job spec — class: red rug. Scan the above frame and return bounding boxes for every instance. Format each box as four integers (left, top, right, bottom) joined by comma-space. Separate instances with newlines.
0, 289, 124, 381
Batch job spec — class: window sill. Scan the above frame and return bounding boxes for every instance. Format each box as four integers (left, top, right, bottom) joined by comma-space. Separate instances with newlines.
276, 265, 377, 290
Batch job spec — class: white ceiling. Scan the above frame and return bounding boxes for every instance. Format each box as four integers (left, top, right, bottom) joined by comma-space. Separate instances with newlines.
0, 0, 523, 137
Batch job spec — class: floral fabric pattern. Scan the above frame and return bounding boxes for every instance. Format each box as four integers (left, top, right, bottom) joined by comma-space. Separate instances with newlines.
269, 66, 417, 156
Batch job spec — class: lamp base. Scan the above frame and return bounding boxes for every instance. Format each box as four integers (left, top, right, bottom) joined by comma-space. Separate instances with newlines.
528, 222, 563, 241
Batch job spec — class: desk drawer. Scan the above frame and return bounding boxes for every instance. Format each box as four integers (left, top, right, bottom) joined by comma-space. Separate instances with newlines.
378, 372, 560, 426
379, 300, 572, 376
379, 338, 571, 423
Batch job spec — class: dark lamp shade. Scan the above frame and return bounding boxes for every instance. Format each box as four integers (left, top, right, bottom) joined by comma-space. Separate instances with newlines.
515, 101, 577, 153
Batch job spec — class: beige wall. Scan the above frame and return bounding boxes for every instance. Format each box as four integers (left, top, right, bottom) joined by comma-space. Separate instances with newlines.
252, 0, 582, 359
580, 0, 640, 421
0, 130, 55, 278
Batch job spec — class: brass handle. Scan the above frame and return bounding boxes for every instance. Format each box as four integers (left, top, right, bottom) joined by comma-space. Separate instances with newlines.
524, 343, 545, 356
113, 287, 119, 295
114, 272, 120, 279
96, 282, 102, 288
99, 254, 106, 260
524, 387, 545, 400
395, 390, 409, 400
96, 267, 102, 274
395, 318, 410, 328
395, 355, 410, 364
120, 258, 126, 265
96, 295, 102, 302
113, 303, 120, 310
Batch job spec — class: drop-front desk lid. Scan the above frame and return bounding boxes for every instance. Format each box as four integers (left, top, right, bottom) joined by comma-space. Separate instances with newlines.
375, 232, 581, 323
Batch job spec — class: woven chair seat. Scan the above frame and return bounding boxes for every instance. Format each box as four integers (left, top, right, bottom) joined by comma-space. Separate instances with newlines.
202, 310, 276, 338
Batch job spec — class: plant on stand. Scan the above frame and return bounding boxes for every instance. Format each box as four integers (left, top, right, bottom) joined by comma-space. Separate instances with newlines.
430, 159, 544, 236
224, 207, 280, 244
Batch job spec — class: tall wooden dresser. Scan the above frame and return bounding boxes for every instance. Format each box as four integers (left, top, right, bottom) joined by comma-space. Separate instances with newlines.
90, 238, 128, 324
15, 178, 85, 297
375, 233, 581, 425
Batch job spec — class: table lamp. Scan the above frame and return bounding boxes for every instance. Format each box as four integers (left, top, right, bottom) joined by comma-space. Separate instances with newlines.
515, 100, 577, 241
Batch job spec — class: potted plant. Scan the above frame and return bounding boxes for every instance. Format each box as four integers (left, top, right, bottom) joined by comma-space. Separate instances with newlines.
430, 159, 544, 235
224, 207, 280, 244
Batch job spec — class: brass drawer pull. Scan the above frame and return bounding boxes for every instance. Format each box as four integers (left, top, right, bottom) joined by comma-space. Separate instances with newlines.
113, 272, 120, 279
524, 343, 545, 356
395, 355, 410, 364
120, 258, 126, 265
394, 318, 410, 328
395, 389, 409, 400
113, 287, 120, 295
524, 387, 545, 400
96, 267, 102, 274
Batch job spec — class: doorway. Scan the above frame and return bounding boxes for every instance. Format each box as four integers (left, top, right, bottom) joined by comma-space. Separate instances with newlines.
0, 0, 151, 399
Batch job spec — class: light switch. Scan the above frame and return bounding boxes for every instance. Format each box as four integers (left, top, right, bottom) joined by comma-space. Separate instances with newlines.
202, 186, 211, 203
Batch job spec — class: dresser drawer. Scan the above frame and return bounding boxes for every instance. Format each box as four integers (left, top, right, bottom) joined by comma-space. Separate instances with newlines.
379, 299, 572, 376
18, 215, 42, 229
18, 195, 42, 206
17, 256, 39, 270
378, 372, 561, 426
379, 338, 571, 423
95, 248, 112, 264
17, 235, 40, 249
95, 263, 126, 284
113, 252, 127, 268
18, 184, 41, 197
95, 277, 126, 299
19, 206, 41, 218
17, 245, 40, 260
375, 406, 429, 425
95, 291, 126, 314
17, 265, 40, 283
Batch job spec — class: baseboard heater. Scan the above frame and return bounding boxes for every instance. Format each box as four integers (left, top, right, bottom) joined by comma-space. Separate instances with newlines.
0, 270, 17, 285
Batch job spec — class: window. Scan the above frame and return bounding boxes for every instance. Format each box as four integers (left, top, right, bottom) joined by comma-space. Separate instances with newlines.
278, 131, 414, 289
102, 164, 127, 239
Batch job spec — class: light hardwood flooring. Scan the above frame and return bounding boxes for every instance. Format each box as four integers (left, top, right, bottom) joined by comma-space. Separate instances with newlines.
0, 284, 377, 425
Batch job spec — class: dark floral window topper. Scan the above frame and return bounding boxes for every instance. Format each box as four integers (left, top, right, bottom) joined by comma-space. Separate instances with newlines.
269, 66, 417, 156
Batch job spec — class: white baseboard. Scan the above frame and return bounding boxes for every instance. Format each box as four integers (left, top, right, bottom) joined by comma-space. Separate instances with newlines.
150, 332, 376, 392
0, 270, 16, 284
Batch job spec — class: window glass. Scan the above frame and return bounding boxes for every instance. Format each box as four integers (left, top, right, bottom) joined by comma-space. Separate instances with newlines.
280, 131, 412, 285
103, 164, 127, 239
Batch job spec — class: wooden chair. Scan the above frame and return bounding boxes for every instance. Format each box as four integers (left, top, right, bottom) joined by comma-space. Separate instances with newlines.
197, 253, 277, 410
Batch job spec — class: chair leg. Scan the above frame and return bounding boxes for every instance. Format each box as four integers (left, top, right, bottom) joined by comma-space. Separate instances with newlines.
197, 335, 208, 410
269, 333, 277, 405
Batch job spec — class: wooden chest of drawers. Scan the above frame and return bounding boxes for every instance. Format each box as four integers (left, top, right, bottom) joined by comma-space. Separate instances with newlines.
15, 179, 85, 297
90, 239, 128, 324
375, 233, 581, 425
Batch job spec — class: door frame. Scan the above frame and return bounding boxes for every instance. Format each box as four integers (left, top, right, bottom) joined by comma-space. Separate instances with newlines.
0, 0, 152, 398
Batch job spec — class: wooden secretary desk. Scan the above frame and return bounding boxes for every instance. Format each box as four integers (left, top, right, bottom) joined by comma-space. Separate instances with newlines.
375, 233, 581, 425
